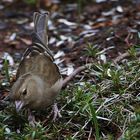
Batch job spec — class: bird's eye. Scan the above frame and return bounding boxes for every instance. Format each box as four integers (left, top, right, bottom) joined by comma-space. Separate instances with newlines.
22, 89, 27, 95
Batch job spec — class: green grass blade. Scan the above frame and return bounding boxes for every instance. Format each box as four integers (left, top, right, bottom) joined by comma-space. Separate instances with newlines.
89, 103, 100, 140
4, 58, 10, 82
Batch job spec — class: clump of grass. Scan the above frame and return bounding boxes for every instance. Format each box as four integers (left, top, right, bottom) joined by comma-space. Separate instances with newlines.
122, 112, 140, 140
0, 106, 48, 139
85, 43, 99, 57
1, 49, 140, 139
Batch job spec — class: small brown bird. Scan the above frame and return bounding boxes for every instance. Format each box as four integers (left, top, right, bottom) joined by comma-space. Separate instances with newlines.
10, 11, 63, 123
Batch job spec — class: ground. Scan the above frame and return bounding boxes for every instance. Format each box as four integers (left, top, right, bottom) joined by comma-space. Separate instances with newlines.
0, 0, 140, 139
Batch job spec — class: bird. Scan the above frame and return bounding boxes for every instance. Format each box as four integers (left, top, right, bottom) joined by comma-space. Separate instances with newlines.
10, 11, 63, 124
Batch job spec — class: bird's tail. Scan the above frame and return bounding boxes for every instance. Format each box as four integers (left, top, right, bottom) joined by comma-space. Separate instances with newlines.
28, 11, 53, 60
32, 11, 49, 47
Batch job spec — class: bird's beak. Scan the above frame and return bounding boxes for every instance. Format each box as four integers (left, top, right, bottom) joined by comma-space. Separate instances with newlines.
15, 100, 24, 112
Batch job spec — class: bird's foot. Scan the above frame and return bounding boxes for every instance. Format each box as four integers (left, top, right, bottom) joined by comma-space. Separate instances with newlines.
28, 110, 36, 127
52, 103, 62, 122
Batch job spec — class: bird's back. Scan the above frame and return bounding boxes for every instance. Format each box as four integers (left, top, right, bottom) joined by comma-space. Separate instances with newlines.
16, 11, 61, 88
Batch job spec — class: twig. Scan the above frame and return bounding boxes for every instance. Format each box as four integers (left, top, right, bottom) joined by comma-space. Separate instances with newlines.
62, 63, 92, 88
88, 127, 92, 140
113, 51, 140, 64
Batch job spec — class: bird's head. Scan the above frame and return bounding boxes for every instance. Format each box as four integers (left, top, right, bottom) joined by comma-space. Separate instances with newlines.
10, 74, 44, 111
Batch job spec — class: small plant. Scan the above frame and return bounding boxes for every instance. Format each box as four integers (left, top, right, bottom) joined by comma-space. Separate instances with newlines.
3, 58, 10, 82
85, 44, 99, 57
122, 112, 140, 140
110, 69, 122, 88
88, 103, 100, 140
128, 47, 137, 57
23, 123, 47, 139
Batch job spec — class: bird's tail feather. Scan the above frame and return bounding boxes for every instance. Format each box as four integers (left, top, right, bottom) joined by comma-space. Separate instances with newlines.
33, 11, 49, 47
22, 11, 54, 61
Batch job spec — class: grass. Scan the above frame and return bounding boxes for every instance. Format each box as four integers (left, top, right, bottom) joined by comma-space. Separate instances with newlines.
1, 49, 140, 139
85, 43, 99, 57
122, 112, 140, 140
3, 58, 10, 83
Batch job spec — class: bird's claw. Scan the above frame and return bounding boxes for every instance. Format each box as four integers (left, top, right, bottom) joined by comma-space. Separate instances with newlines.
52, 103, 62, 122
28, 110, 36, 127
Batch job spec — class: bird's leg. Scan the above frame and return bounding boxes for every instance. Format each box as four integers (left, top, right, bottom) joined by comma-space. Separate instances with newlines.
52, 103, 62, 122
28, 109, 36, 127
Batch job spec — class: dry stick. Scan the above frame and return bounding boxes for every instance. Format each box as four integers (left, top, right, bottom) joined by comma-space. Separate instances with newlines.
113, 51, 140, 64
62, 63, 92, 88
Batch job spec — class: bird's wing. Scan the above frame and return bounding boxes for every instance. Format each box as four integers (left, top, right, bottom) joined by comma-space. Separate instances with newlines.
16, 11, 61, 86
